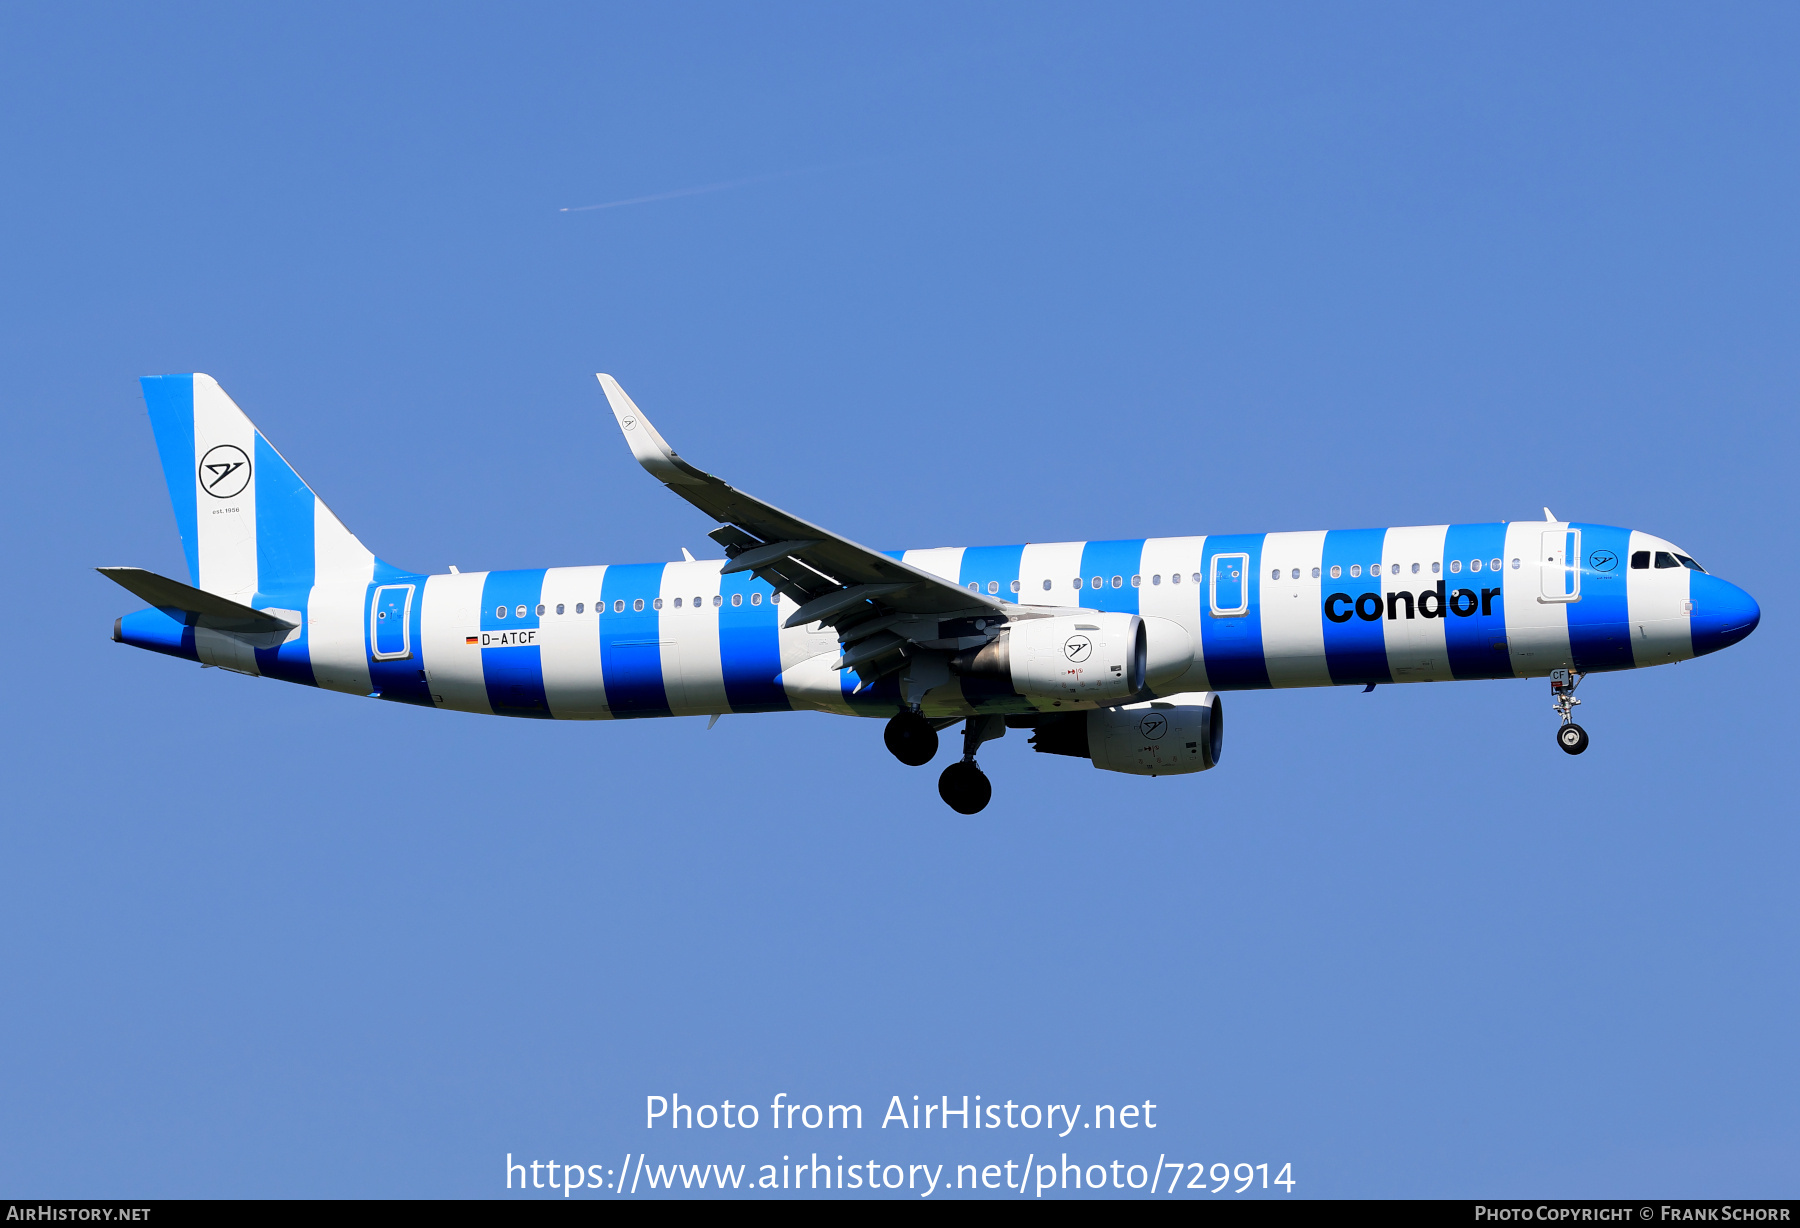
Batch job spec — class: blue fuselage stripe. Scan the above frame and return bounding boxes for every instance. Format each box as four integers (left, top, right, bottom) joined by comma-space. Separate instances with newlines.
1319, 528, 1391, 685
600, 563, 670, 717
1200, 534, 1270, 689
717, 571, 788, 713
1077, 540, 1145, 616
1439, 524, 1512, 680
1565, 522, 1633, 672
479, 569, 549, 716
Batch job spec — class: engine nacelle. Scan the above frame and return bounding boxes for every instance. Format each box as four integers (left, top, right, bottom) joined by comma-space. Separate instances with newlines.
952, 613, 1194, 703
1017, 692, 1223, 776
1006, 612, 1145, 702
1087, 693, 1222, 775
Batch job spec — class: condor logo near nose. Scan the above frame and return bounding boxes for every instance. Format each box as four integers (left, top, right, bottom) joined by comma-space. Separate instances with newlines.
1323, 582, 1504, 623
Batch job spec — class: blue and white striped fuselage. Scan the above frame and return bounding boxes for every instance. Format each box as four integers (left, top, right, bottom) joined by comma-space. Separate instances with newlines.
118, 522, 1756, 720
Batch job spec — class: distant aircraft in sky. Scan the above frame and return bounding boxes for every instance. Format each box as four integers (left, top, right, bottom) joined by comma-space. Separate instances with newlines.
104, 374, 1760, 813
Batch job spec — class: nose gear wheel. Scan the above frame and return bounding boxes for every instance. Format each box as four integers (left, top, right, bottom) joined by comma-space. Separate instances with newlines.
1550, 669, 1589, 755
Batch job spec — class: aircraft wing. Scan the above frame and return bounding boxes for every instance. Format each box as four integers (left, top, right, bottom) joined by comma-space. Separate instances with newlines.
597, 374, 1007, 636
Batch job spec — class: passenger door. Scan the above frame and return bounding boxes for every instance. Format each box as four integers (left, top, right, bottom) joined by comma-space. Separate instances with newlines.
1540, 530, 1581, 603
370, 584, 414, 660
1210, 553, 1250, 617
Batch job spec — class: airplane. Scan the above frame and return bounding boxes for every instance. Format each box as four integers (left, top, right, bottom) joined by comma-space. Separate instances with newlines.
103, 373, 1762, 814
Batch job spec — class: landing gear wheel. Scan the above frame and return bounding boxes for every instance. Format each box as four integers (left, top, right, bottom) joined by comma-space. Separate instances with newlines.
884, 711, 939, 767
938, 761, 992, 814
1557, 723, 1589, 755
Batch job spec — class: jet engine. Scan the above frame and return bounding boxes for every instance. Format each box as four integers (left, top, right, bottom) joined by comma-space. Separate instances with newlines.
951, 613, 1194, 702
1011, 692, 1224, 776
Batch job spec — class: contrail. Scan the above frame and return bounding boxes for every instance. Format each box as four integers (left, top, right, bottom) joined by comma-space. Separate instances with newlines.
559, 160, 868, 214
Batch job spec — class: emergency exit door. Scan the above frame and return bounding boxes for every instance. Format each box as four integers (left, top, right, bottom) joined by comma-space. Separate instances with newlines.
371, 584, 414, 659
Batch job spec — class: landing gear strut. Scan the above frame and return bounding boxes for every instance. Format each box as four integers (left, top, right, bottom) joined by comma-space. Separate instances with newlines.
939, 716, 1004, 814
884, 710, 938, 767
1551, 669, 1589, 755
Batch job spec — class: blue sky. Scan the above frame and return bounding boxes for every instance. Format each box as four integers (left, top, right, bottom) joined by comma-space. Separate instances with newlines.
1, 2, 1794, 1198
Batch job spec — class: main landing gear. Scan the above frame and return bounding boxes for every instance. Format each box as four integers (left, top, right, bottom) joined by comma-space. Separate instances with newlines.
887, 710, 1005, 813
938, 715, 1005, 814
883, 710, 938, 766
1551, 669, 1589, 755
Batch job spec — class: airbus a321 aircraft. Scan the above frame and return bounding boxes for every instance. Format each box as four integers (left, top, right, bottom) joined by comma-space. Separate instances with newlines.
104, 374, 1761, 813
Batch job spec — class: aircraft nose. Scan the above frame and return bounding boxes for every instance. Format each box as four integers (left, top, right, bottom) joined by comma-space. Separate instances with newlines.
1689, 572, 1760, 657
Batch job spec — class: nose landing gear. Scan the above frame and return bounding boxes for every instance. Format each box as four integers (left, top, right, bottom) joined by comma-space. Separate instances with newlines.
1551, 669, 1588, 755
938, 715, 1005, 813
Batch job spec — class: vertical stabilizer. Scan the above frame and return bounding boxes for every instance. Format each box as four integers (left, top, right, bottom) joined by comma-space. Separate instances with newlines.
140, 373, 388, 600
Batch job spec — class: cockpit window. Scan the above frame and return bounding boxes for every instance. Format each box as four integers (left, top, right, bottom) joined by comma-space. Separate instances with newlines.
1654, 551, 1680, 569
1631, 551, 1649, 569
1676, 555, 1705, 572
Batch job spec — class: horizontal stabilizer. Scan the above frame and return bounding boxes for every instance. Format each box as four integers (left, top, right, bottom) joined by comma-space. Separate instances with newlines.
96, 567, 296, 634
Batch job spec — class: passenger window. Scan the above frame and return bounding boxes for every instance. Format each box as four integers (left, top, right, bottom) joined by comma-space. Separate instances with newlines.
556, 603, 564, 615
1091, 577, 1102, 589
1469, 558, 1481, 573
1311, 567, 1320, 579
1655, 551, 1680, 569
575, 603, 584, 613
712, 595, 722, 607
1171, 573, 1181, 584
968, 582, 979, 592
1110, 575, 1122, 589
673, 598, 682, 608
1493, 558, 1504, 572
751, 592, 762, 605
988, 581, 999, 594
1631, 551, 1650, 569
1043, 579, 1052, 591
1130, 575, 1141, 588
732, 593, 743, 606
1270, 568, 1280, 581
694, 597, 702, 607
495, 605, 507, 619
1390, 564, 1399, 575
1291, 568, 1300, 580
1509, 558, 1518, 570
633, 598, 645, 612
1152, 574, 1162, 586
1431, 561, 1440, 574
1450, 559, 1462, 573
1191, 573, 1201, 584
613, 599, 625, 613
536, 604, 545, 616
1011, 580, 1021, 592
653, 598, 663, 610
1676, 555, 1704, 572
1410, 563, 1420, 575
516, 605, 527, 619
1330, 565, 1341, 579
1349, 565, 1361, 578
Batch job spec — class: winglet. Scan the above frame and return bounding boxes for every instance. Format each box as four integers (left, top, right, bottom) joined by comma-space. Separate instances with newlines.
597, 374, 707, 487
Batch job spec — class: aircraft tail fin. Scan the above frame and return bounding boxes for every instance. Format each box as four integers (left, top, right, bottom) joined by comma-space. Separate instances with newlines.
139, 374, 389, 600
